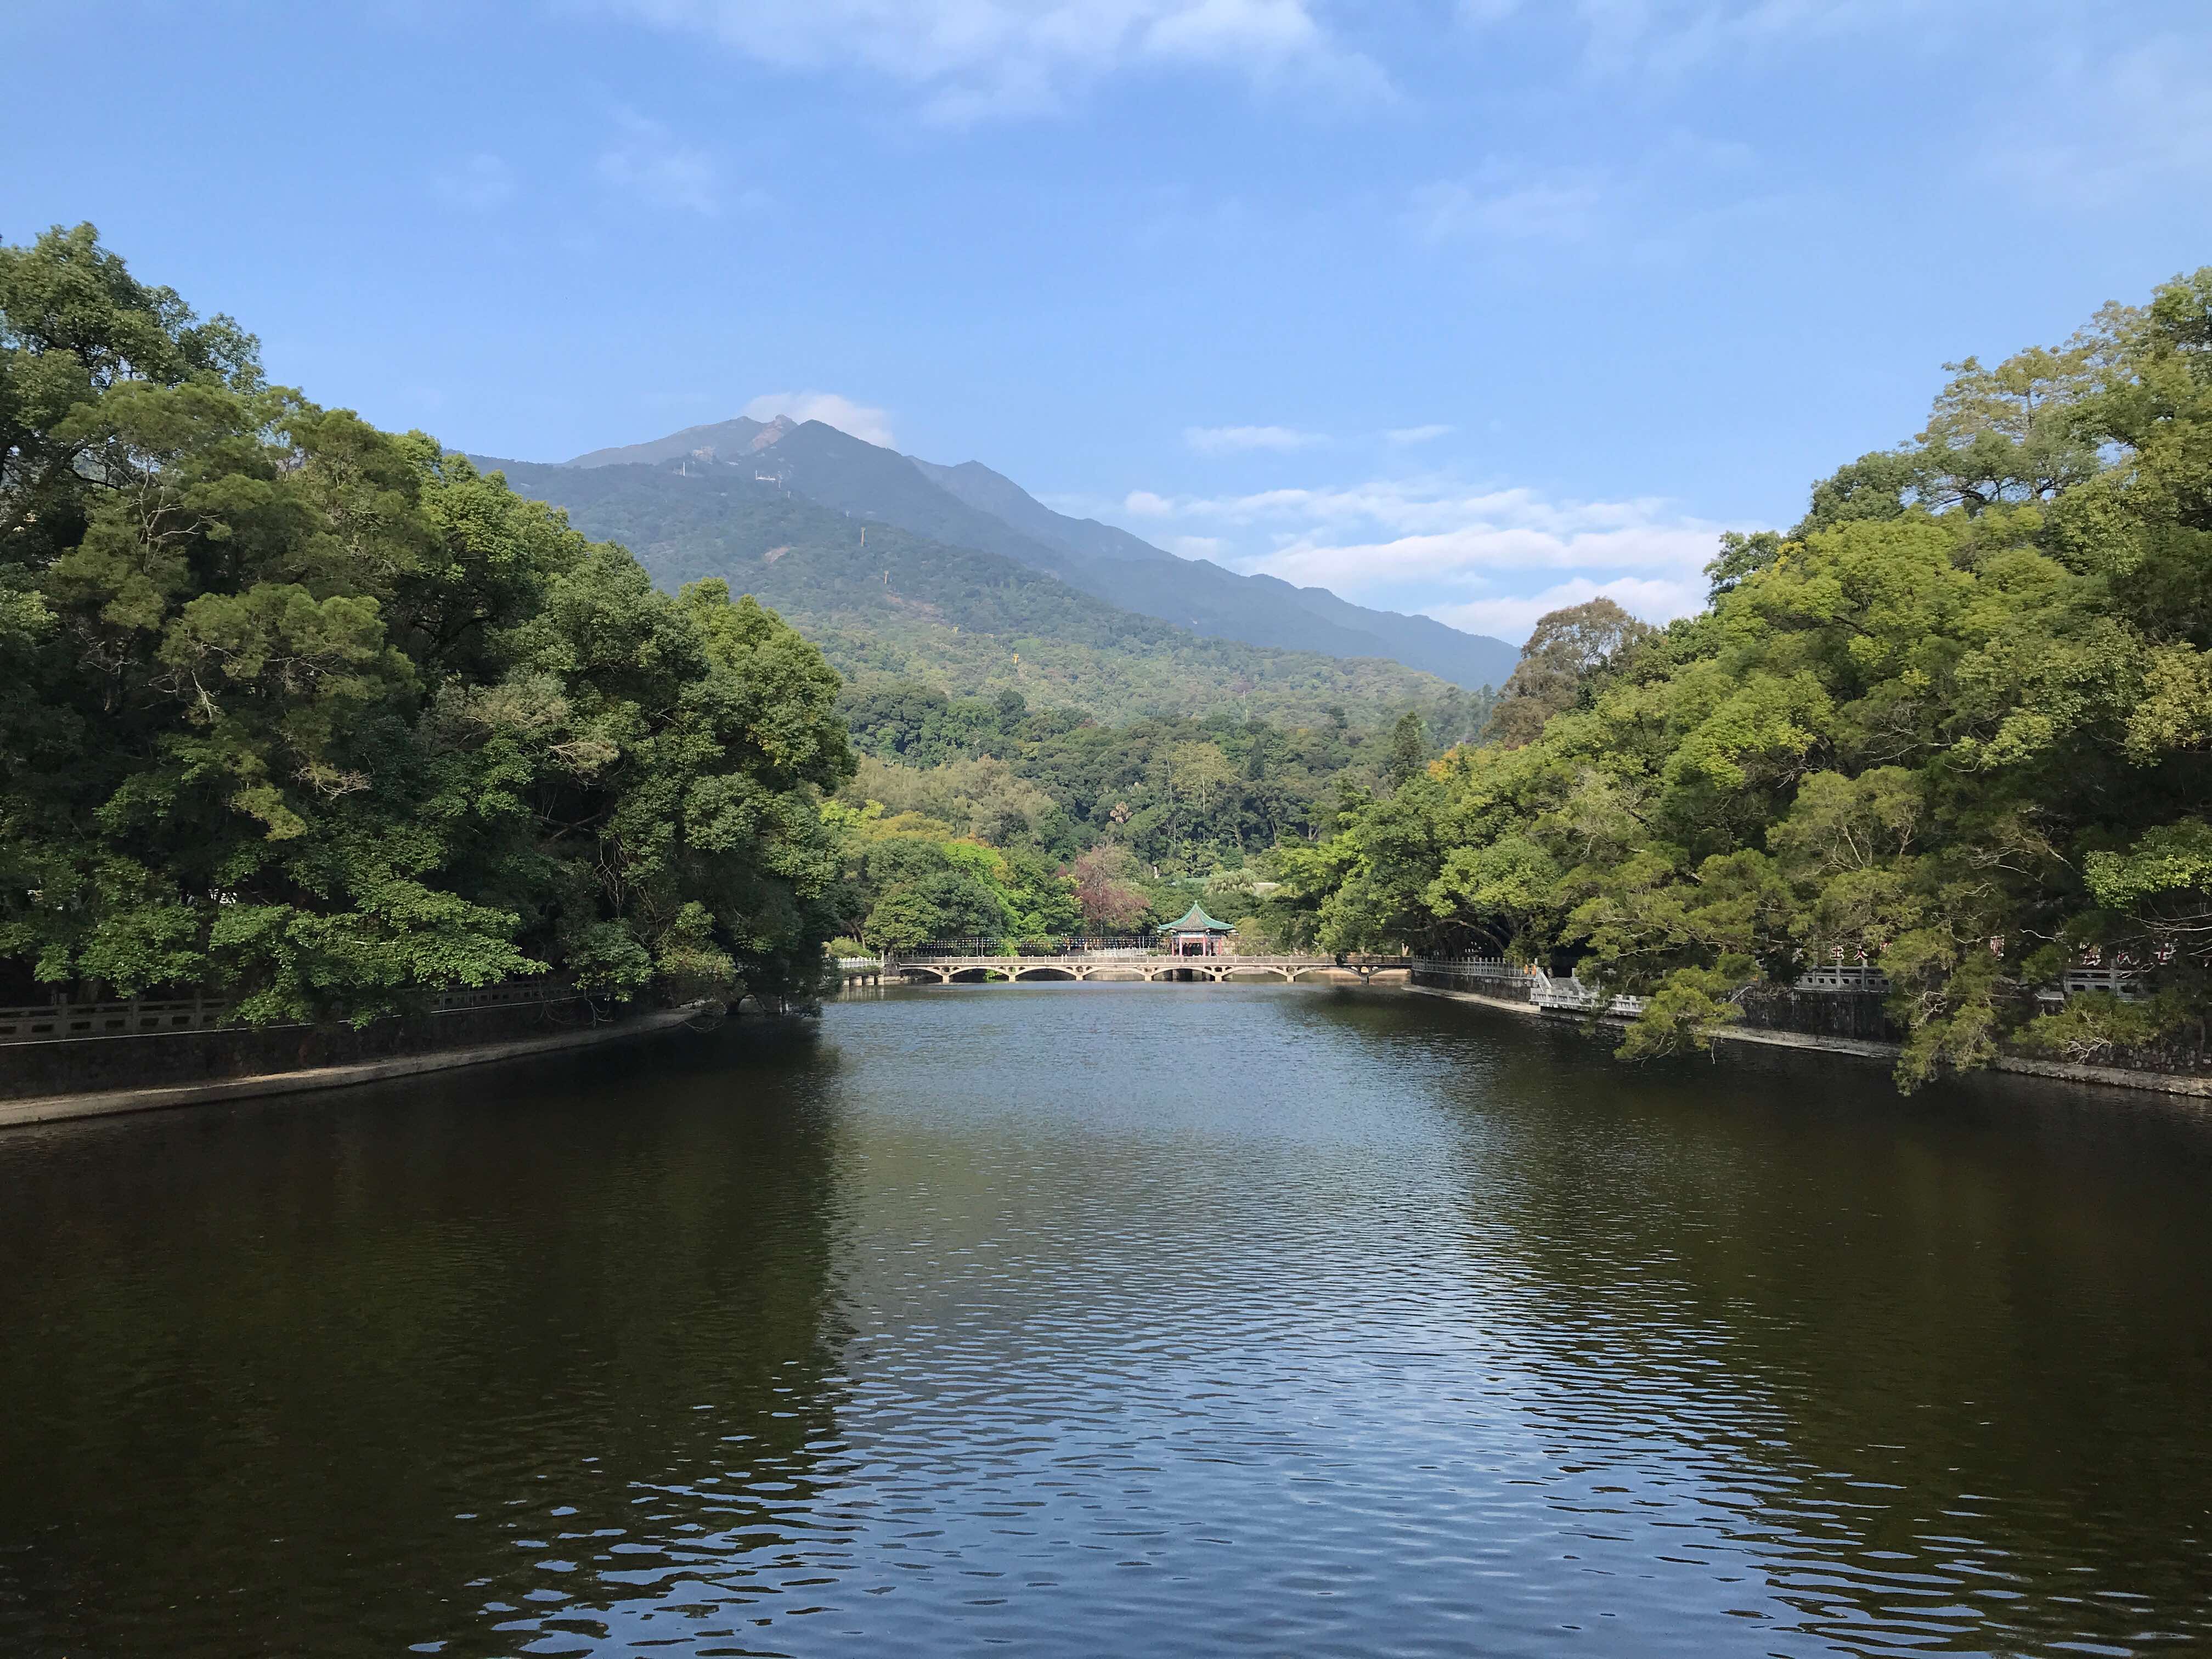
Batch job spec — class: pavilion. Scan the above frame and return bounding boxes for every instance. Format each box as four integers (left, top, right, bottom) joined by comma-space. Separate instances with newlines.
1159, 903, 1235, 957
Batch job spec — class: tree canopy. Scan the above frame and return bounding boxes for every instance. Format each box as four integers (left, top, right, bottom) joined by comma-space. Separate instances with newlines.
1, 225, 854, 1020
1482, 598, 1656, 748
1267, 269, 2212, 1086
834, 681, 1480, 876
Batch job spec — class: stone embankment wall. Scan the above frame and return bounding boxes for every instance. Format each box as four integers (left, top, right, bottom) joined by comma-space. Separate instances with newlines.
0, 996, 615, 1102
1407, 965, 2212, 1099
1408, 966, 1533, 1003
1734, 987, 1897, 1043
1735, 986, 2210, 1079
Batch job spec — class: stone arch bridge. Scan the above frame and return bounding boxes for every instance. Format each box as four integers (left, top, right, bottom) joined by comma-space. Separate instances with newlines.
871, 955, 1409, 986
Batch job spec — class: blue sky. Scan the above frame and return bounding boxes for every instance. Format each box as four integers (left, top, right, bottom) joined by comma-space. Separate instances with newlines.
6, 1, 2208, 642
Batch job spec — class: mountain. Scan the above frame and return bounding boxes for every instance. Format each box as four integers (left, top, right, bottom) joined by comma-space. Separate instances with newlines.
475, 454, 1487, 731
911, 457, 1522, 690
567, 415, 789, 469
910, 457, 1170, 564
558, 418, 1521, 691
642, 420, 1080, 580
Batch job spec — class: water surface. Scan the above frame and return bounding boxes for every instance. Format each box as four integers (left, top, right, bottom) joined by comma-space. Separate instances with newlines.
3, 985, 2209, 1656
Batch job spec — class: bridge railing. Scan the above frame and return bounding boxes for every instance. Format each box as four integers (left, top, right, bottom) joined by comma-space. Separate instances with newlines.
1409, 957, 1647, 1015
1790, 964, 1892, 992
0, 979, 583, 1046
1530, 971, 1649, 1017
895, 936, 1163, 959
1419, 952, 2177, 1019
0, 996, 233, 1045
1409, 957, 1538, 1002
1412, 956, 1527, 982
894, 941, 1417, 963
2055, 965, 2148, 1002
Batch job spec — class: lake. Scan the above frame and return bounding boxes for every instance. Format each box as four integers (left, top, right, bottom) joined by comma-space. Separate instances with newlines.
3, 984, 2209, 1657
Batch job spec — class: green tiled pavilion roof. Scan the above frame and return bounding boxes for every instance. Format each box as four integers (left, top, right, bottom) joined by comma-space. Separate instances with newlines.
1160, 903, 1233, 934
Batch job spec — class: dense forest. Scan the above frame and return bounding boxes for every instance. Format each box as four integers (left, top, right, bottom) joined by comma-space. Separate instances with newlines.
1266, 270, 2212, 1085
820, 684, 1478, 951
0, 226, 855, 1019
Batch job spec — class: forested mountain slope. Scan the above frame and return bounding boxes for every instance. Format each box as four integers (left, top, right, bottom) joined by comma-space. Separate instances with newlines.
911, 454, 1521, 689
558, 416, 1517, 690
817, 689, 1460, 950
481, 456, 1477, 729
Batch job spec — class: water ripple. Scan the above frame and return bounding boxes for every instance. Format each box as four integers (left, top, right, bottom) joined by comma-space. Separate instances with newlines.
2, 986, 2209, 1656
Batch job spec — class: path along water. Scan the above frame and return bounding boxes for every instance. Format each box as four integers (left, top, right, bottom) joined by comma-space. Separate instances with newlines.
2, 984, 2209, 1657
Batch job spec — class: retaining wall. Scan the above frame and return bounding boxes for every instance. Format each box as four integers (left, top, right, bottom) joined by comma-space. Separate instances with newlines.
0, 996, 616, 1102
1734, 987, 1899, 1043
1409, 968, 1534, 1003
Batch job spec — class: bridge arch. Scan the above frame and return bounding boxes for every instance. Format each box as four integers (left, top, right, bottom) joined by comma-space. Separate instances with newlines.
865, 953, 1405, 989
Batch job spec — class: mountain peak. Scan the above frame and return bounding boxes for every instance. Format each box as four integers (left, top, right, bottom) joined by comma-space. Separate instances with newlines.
567, 414, 775, 470
552, 412, 1516, 689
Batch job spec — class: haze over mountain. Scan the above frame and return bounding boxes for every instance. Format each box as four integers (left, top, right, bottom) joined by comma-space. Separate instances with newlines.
561, 416, 1520, 692
478, 449, 1488, 733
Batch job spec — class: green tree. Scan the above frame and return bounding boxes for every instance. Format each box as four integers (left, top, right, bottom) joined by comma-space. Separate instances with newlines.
1274, 267, 2212, 1089
0, 226, 854, 1019
1385, 711, 1427, 789
863, 887, 941, 952
1482, 598, 1656, 748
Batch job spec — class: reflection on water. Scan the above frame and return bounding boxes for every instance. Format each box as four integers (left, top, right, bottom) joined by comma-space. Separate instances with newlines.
3, 985, 2209, 1656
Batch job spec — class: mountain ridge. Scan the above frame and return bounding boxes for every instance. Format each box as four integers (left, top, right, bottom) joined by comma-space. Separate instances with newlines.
553, 416, 1519, 691
568, 414, 794, 469
472, 452, 1492, 735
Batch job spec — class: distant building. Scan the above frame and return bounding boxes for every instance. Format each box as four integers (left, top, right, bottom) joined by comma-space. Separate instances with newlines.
1160, 904, 1234, 958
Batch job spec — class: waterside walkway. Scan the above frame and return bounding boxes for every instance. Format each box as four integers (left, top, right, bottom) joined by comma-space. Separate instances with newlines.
1403, 973, 2212, 1101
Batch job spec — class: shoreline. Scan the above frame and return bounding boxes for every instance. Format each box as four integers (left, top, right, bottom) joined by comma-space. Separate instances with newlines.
1400, 983, 2212, 1099
0, 1005, 707, 1131
14, 978, 2204, 1130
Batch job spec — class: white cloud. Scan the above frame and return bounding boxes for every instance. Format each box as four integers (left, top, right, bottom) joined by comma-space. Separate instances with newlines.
1410, 167, 1606, 242
600, 0, 1384, 121
1146, 0, 1330, 58
1167, 534, 1229, 558
1385, 424, 1454, 445
1466, 0, 2015, 77
1249, 516, 1719, 599
1126, 476, 1694, 543
1985, 36, 2212, 205
433, 151, 515, 210
742, 391, 898, 448
1409, 137, 1759, 251
1430, 575, 1708, 643
596, 110, 719, 215
1185, 424, 1330, 454
1109, 470, 1746, 639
